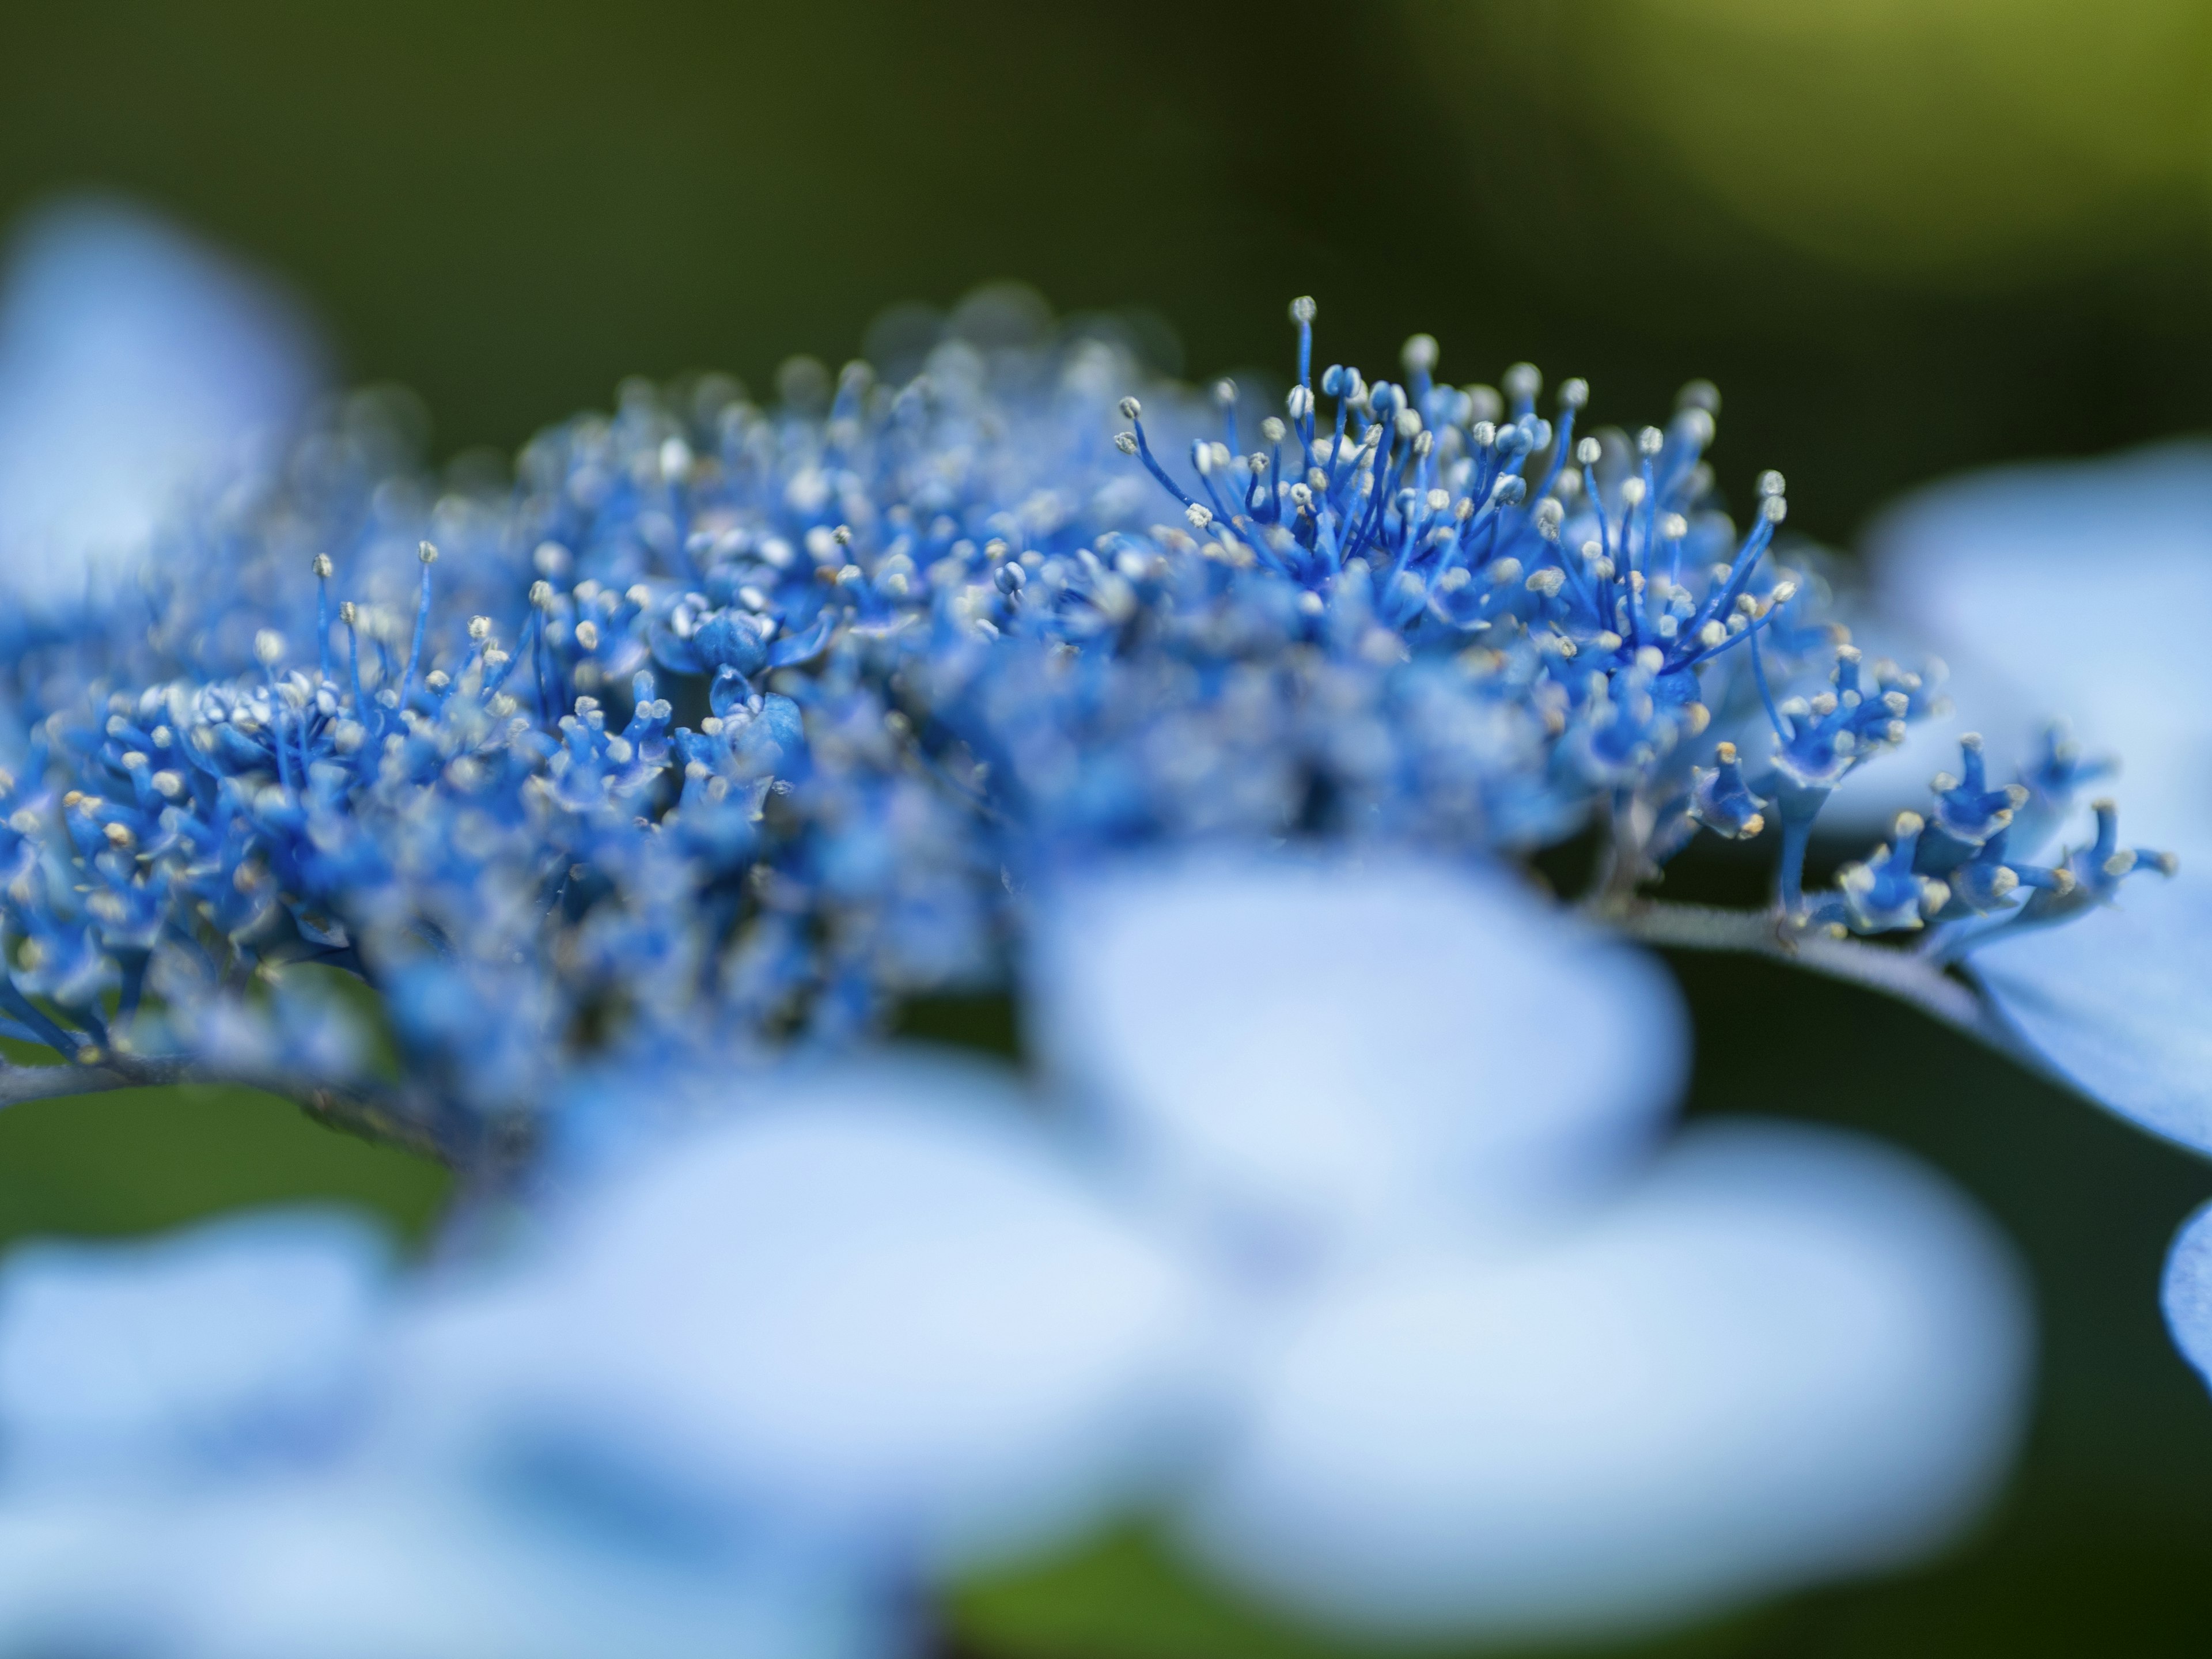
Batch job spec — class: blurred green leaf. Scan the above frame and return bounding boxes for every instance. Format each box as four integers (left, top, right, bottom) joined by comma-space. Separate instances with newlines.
1415, 1, 2212, 285
952, 1527, 1772, 1659
0, 1084, 450, 1252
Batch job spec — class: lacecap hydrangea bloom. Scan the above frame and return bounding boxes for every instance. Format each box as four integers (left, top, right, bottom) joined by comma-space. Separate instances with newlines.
0, 204, 2188, 1647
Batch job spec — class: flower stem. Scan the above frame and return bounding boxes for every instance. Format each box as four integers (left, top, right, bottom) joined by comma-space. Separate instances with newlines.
1597, 897, 2020, 1052
0, 1053, 457, 1165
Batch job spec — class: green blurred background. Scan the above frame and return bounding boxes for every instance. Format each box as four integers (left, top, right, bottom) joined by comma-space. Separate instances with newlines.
5, 4, 2212, 1654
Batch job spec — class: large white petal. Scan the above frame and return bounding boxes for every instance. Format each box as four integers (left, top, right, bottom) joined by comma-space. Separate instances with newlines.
0, 196, 323, 607
1029, 852, 1688, 1253
1968, 865, 2212, 1155
1177, 1120, 2031, 1642
1866, 441, 2212, 850
0, 1208, 392, 1482
405, 1052, 1203, 1570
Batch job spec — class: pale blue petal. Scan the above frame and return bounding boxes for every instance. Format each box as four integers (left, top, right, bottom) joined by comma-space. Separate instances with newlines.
0, 1474, 900, 1659
406, 1052, 1203, 1570
1177, 1120, 2031, 1642
0, 196, 323, 606
1029, 853, 1688, 1253
1970, 865, 2212, 1154
1867, 441, 2212, 849
0, 1209, 392, 1480
2162, 1199, 2212, 1392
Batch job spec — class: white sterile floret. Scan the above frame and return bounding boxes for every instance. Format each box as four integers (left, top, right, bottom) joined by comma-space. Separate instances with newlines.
1032, 856, 1685, 1247
406, 1052, 1201, 1573
1022, 855, 2027, 1641
1967, 865, 2212, 1153
0, 1473, 891, 1659
0, 1210, 392, 1481
1180, 1121, 2028, 1642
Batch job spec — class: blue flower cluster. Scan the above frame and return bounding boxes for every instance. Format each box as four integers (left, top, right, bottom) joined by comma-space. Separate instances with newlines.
0, 204, 2196, 1654
0, 294, 2168, 1162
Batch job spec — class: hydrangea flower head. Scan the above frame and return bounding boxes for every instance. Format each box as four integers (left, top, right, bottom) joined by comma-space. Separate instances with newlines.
0, 214, 2201, 1646
0, 285, 2109, 1166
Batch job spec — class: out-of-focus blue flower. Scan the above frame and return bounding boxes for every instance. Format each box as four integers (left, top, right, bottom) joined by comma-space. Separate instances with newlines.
1029, 855, 1690, 1251
0, 1211, 905, 1659
407, 857, 2031, 1646
1176, 1120, 2025, 1642
0, 1473, 891, 1659
0, 1209, 388, 1485
0, 196, 323, 610
404, 1050, 1206, 1574
1030, 855, 2031, 1642
0, 870, 2031, 1651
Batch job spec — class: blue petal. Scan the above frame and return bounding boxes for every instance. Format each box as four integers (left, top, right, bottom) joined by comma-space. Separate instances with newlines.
1029, 852, 1689, 1255
1969, 865, 2212, 1154
0, 196, 324, 607
1866, 441, 2212, 849
0, 1208, 392, 1479
0, 1474, 900, 1659
2162, 1199, 2212, 1393
768, 611, 837, 667
404, 1052, 1203, 1571
1177, 1120, 2031, 1642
